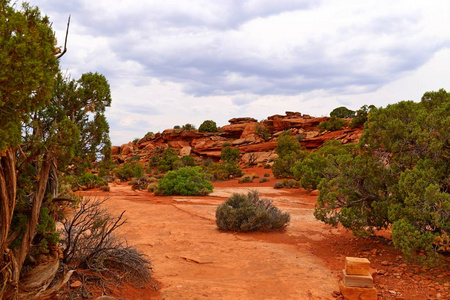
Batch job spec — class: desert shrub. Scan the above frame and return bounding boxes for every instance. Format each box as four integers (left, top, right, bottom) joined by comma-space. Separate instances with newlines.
255, 124, 271, 141
272, 131, 305, 178
259, 177, 270, 183
173, 125, 181, 129
198, 120, 218, 132
182, 123, 196, 131
202, 146, 242, 180
147, 183, 158, 193
238, 175, 253, 183
131, 176, 154, 190
263, 173, 270, 177
221, 145, 240, 163
273, 179, 299, 189
216, 191, 290, 232
67, 173, 108, 190
114, 162, 143, 181
128, 155, 140, 162
292, 141, 353, 190
158, 148, 182, 172
156, 167, 213, 196
132, 138, 139, 144
60, 198, 152, 289
144, 131, 154, 138
273, 182, 283, 189
99, 185, 110, 192
318, 116, 347, 132
330, 106, 355, 118
203, 158, 213, 167
181, 155, 196, 167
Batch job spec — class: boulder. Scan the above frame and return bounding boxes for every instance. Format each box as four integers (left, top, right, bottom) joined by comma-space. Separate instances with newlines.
240, 123, 258, 139
179, 146, 192, 156
228, 117, 258, 124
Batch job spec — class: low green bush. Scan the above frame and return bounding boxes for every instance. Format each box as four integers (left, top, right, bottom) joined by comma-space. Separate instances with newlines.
66, 173, 108, 190
156, 167, 213, 196
273, 179, 299, 189
216, 191, 290, 232
259, 177, 270, 183
318, 116, 347, 132
114, 162, 143, 181
238, 175, 253, 183
198, 120, 218, 132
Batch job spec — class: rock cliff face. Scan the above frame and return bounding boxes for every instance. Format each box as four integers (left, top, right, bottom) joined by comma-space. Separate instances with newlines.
112, 112, 363, 166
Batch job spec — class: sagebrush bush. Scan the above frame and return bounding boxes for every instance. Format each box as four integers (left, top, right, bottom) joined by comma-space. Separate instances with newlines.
259, 177, 270, 183
66, 173, 108, 190
238, 175, 253, 183
216, 191, 290, 232
273, 179, 299, 189
317, 116, 347, 132
114, 162, 143, 181
156, 167, 213, 196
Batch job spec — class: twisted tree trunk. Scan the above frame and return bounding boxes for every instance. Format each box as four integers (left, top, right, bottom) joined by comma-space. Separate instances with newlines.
0, 149, 18, 299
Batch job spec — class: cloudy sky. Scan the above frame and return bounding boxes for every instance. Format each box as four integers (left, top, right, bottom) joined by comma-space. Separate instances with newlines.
25, 0, 450, 145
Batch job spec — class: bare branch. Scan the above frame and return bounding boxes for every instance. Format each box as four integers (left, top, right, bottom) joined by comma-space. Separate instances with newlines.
56, 15, 70, 59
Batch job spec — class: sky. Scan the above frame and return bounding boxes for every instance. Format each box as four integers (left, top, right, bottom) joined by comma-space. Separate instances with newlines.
23, 0, 450, 145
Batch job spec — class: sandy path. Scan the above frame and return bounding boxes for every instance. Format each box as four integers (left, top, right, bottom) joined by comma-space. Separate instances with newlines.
86, 184, 339, 299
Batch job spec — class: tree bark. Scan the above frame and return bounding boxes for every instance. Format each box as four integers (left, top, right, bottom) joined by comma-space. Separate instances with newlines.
0, 149, 18, 299
16, 155, 52, 272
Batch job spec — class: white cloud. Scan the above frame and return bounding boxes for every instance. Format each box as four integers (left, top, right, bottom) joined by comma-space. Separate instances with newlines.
23, 0, 450, 144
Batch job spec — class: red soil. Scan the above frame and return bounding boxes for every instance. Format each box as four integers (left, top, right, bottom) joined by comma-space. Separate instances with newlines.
78, 167, 450, 300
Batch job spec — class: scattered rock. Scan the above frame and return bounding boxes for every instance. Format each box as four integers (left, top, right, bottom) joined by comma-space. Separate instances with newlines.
70, 280, 82, 288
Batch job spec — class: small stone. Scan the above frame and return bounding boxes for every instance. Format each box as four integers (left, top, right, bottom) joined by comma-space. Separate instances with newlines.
436, 293, 442, 298
389, 290, 397, 295
381, 261, 390, 266
70, 281, 82, 288
377, 270, 386, 275
332, 290, 341, 298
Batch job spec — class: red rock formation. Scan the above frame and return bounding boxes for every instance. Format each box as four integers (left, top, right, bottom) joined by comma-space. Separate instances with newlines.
112, 112, 362, 166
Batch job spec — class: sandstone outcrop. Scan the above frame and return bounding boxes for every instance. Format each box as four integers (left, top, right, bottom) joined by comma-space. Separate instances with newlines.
112, 112, 363, 166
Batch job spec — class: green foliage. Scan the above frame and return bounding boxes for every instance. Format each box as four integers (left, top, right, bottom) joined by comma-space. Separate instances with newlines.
272, 132, 304, 178
273, 179, 300, 189
203, 146, 243, 180
255, 124, 271, 141
158, 148, 182, 172
221, 146, 240, 163
72, 173, 108, 190
198, 120, 218, 132
131, 175, 157, 190
314, 91, 450, 263
156, 167, 213, 196
182, 123, 196, 131
215, 191, 290, 232
349, 105, 375, 128
144, 131, 154, 138
0, 2, 59, 153
238, 175, 253, 183
114, 163, 144, 181
181, 155, 196, 167
330, 106, 355, 118
34, 207, 59, 255
292, 141, 353, 190
259, 177, 270, 183
318, 116, 347, 132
